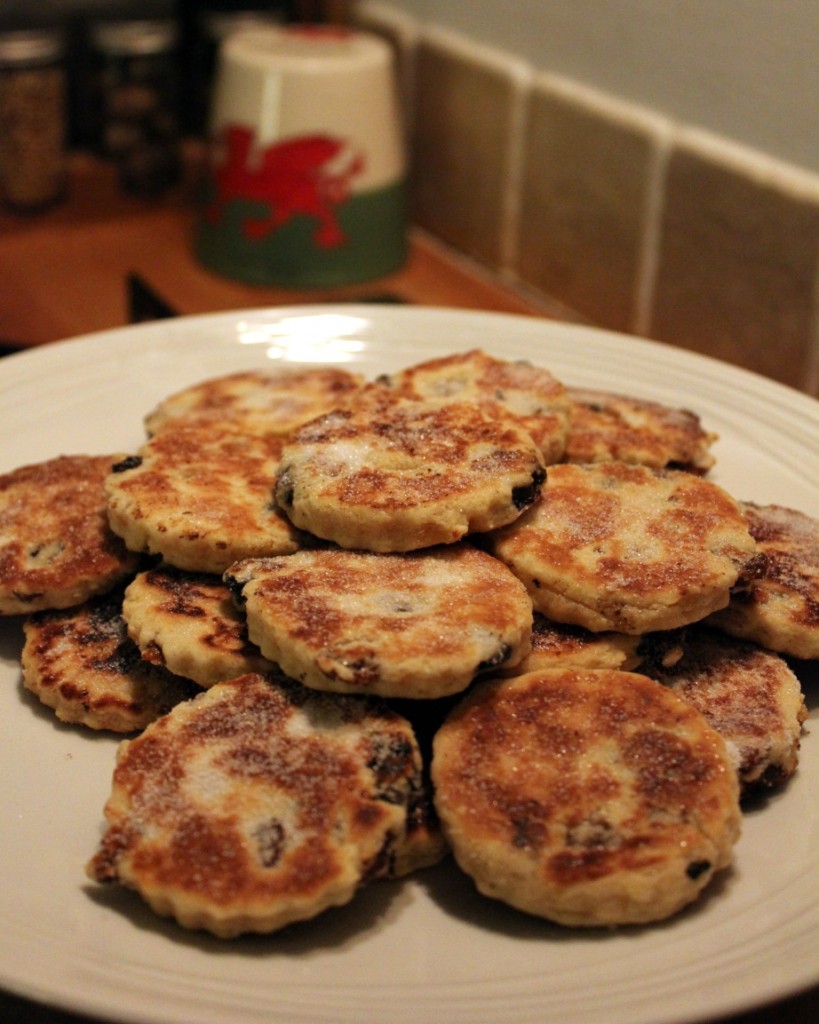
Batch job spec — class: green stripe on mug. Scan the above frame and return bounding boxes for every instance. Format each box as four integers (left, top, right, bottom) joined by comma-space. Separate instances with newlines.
196, 176, 407, 287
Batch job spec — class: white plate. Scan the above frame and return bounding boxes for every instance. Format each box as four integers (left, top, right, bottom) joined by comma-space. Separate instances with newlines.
0, 306, 817, 1024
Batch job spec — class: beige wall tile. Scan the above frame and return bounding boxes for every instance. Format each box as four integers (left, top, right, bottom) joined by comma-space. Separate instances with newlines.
355, 6, 819, 395
514, 75, 668, 334
649, 130, 819, 391
411, 28, 528, 268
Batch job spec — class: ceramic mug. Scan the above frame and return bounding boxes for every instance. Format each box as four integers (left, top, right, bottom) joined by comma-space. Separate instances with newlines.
195, 25, 407, 287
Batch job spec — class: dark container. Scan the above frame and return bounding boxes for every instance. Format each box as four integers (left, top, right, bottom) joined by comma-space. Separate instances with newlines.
0, 27, 67, 211
88, 17, 181, 197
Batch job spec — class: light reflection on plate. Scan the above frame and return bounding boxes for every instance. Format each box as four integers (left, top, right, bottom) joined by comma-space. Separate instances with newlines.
0, 305, 817, 1024
236, 312, 371, 362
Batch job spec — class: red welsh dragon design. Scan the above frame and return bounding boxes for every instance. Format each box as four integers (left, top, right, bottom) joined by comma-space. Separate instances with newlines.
205, 124, 365, 248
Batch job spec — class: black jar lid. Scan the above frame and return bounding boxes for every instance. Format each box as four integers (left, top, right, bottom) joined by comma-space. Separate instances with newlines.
89, 19, 179, 58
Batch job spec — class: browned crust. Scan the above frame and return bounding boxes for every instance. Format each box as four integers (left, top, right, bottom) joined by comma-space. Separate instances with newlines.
144, 367, 365, 438
505, 613, 643, 674
491, 462, 758, 633
564, 387, 717, 472
105, 427, 301, 573
0, 454, 139, 614
22, 587, 196, 732
641, 627, 807, 793
86, 672, 434, 936
707, 502, 819, 658
275, 394, 546, 551
432, 668, 741, 926
382, 349, 570, 463
226, 545, 533, 698
122, 565, 272, 686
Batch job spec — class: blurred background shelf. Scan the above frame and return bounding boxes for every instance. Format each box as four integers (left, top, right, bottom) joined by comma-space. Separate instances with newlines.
0, 147, 565, 352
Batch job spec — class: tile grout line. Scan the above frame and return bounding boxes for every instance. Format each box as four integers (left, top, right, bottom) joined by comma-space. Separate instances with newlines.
802, 256, 819, 396
357, 2, 819, 394
498, 64, 532, 276
632, 122, 673, 339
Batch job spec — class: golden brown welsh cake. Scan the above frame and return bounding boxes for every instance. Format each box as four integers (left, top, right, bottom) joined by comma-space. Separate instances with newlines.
564, 388, 716, 473
144, 367, 364, 439
505, 613, 644, 675
432, 668, 741, 927
225, 544, 533, 699
641, 626, 807, 794
274, 390, 546, 552
490, 461, 760, 634
0, 454, 139, 614
122, 565, 272, 687
86, 671, 441, 937
381, 349, 570, 464
22, 587, 196, 732
105, 426, 302, 574
707, 502, 819, 660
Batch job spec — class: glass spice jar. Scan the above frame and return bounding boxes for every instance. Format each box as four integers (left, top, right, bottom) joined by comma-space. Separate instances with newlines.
89, 18, 181, 198
0, 28, 67, 212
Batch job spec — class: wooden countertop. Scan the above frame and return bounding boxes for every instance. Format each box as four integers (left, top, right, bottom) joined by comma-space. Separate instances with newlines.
0, 150, 561, 349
